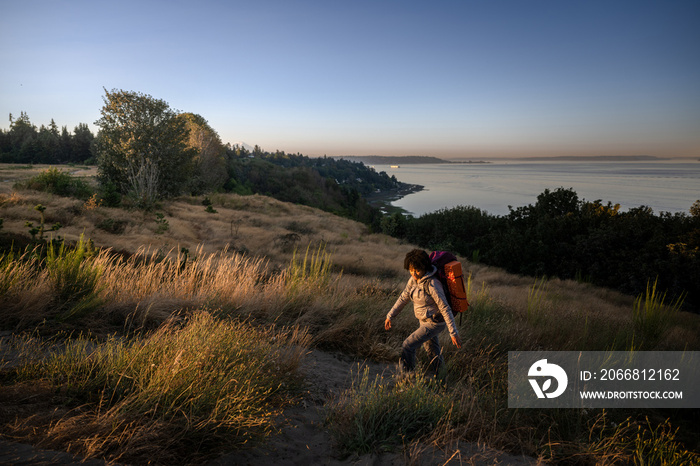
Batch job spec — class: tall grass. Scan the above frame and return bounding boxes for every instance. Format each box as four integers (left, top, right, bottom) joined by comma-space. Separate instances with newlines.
0, 249, 25, 296
285, 242, 335, 290
327, 368, 452, 454
632, 277, 685, 346
526, 277, 548, 324
98, 245, 266, 307
0, 239, 109, 327
571, 415, 700, 465
14, 312, 310, 463
45, 235, 103, 320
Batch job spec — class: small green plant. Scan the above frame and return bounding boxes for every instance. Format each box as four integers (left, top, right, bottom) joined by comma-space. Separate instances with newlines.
100, 181, 122, 207
465, 271, 473, 301
154, 212, 169, 234
471, 249, 480, 263
96, 217, 127, 234
25, 204, 62, 241
632, 277, 684, 345
45, 235, 102, 320
327, 368, 452, 454
202, 197, 217, 213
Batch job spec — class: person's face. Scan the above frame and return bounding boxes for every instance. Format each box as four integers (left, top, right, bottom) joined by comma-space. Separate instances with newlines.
409, 266, 424, 281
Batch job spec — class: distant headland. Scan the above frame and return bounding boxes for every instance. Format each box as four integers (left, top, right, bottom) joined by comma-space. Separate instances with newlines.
494, 155, 669, 162
338, 155, 489, 165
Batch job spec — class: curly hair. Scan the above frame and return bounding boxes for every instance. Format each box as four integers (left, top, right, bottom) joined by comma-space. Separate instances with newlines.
404, 249, 431, 273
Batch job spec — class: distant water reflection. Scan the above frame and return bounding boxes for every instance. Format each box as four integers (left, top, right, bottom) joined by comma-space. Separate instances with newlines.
375, 161, 700, 217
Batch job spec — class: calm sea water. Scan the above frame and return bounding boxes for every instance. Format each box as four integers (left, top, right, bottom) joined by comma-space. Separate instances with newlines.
374, 161, 700, 217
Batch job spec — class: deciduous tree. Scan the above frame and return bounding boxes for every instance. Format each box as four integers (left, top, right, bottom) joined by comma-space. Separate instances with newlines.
94, 89, 195, 207
178, 113, 227, 193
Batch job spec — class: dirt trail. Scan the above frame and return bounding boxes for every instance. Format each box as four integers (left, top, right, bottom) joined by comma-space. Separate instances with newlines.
209, 350, 537, 466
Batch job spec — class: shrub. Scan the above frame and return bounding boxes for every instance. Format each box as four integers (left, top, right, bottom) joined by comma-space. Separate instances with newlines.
18, 167, 93, 199
96, 217, 128, 234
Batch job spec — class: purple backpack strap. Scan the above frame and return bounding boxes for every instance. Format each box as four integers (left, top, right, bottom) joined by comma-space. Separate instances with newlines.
429, 251, 457, 270
429, 251, 458, 291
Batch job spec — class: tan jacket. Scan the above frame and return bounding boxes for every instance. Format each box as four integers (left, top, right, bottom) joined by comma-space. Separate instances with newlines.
387, 266, 459, 337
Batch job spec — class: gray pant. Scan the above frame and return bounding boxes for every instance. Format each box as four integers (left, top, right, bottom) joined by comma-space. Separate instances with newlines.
400, 319, 446, 374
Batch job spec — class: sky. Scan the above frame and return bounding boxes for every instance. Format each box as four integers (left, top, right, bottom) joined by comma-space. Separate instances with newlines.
1, 0, 699, 159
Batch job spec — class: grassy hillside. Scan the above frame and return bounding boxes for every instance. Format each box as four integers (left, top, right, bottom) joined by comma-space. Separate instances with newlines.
1, 165, 699, 464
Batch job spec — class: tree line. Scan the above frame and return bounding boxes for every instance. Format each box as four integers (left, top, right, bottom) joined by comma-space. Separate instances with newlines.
383, 188, 700, 312
0, 112, 94, 164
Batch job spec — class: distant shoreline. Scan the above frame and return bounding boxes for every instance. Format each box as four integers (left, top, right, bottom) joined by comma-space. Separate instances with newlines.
488, 155, 669, 162
338, 155, 489, 165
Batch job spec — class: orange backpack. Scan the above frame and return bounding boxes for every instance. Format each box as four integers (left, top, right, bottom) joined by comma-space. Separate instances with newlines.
429, 251, 470, 319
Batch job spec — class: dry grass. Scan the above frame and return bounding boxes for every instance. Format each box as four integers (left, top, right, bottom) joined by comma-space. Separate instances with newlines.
8, 312, 310, 464
2, 164, 699, 464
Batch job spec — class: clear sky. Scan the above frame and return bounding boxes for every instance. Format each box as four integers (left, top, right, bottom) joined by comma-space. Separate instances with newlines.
1, 0, 699, 159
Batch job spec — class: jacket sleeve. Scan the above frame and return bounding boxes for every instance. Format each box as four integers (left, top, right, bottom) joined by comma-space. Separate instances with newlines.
387, 278, 413, 321
428, 278, 459, 337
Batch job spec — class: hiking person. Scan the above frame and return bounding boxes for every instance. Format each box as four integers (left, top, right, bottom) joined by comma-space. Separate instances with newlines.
385, 249, 462, 375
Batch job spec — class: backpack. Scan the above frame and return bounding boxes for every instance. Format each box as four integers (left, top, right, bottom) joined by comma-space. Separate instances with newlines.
429, 251, 470, 323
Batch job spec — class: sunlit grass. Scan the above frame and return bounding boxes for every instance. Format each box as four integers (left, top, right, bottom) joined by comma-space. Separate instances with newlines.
327, 367, 452, 454
45, 235, 103, 320
285, 242, 336, 290
12, 312, 310, 463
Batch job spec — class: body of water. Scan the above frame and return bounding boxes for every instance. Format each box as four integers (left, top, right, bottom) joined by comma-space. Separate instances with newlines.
374, 160, 700, 217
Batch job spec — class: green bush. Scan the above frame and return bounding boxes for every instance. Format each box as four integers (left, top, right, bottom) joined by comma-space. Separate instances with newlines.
18, 167, 93, 199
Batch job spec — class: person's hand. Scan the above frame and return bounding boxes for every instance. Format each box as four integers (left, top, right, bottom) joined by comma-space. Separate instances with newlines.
385, 318, 392, 330
451, 334, 462, 348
